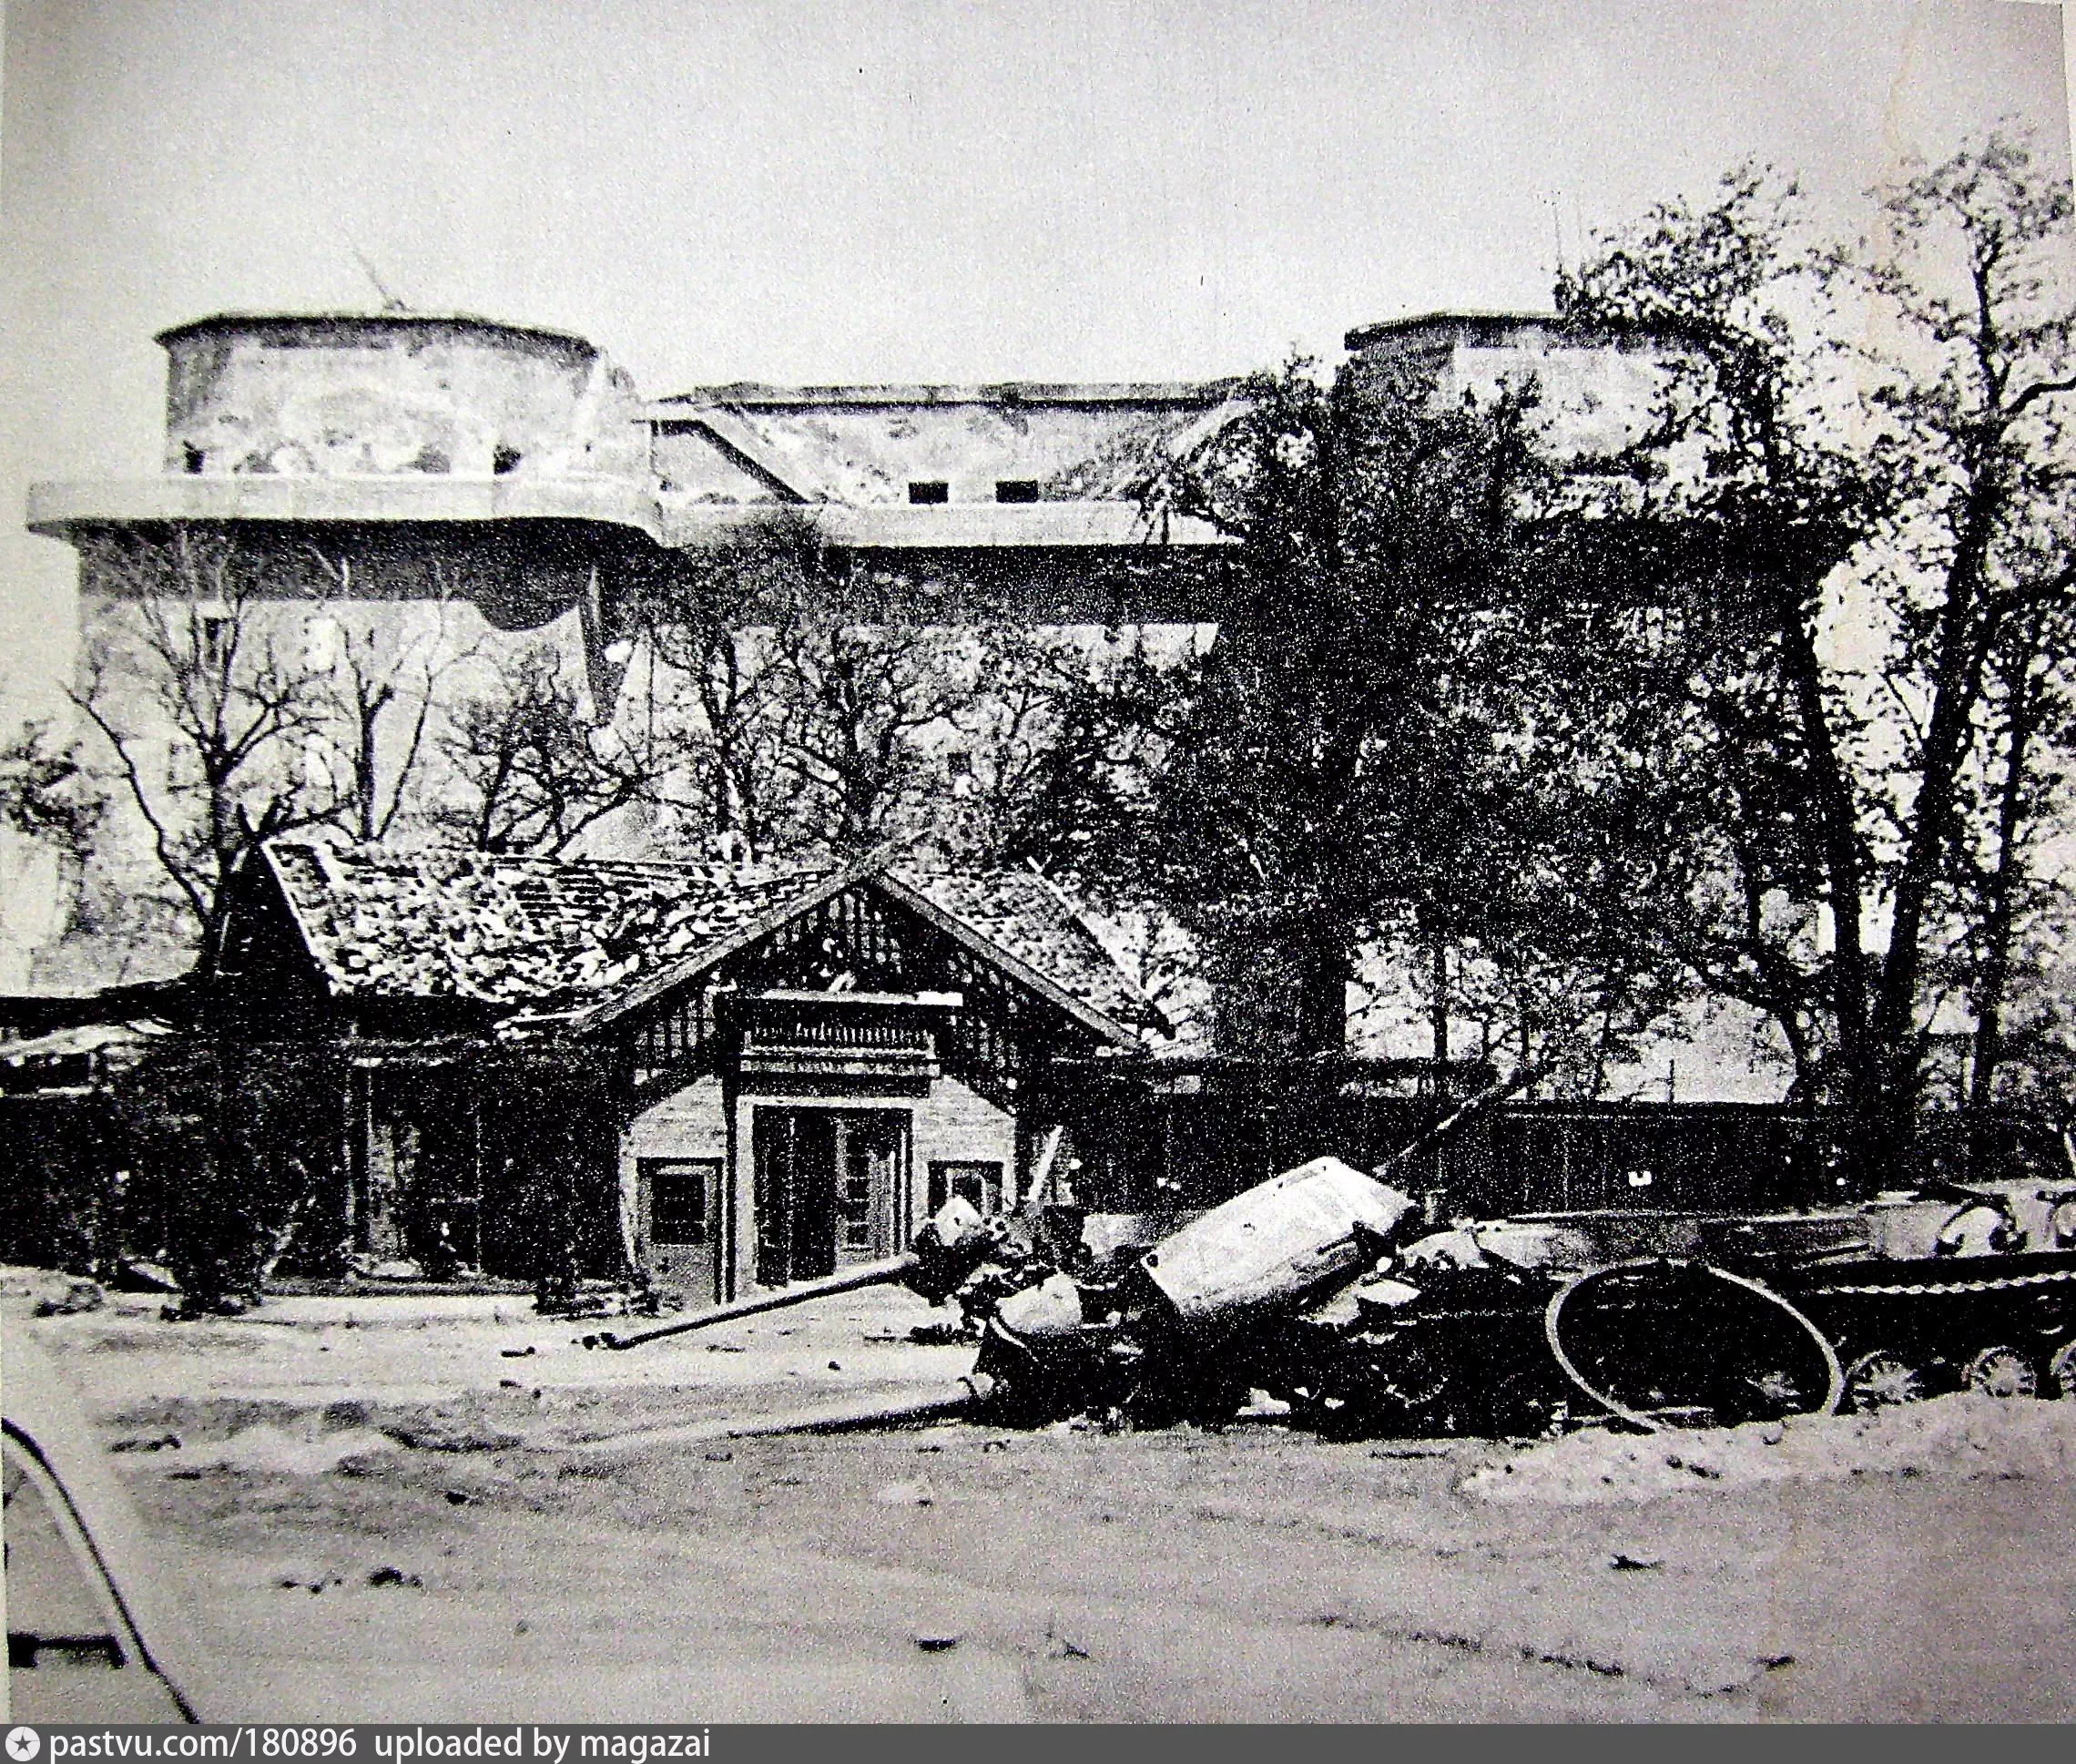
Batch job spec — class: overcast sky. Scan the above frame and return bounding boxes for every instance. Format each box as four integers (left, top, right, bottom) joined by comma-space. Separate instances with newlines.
0, 0, 2068, 703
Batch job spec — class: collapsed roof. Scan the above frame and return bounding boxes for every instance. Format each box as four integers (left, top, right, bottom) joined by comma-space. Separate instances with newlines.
259, 841, 1163, 1042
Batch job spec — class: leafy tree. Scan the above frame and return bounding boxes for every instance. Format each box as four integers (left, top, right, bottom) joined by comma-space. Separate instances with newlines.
107, 1036, 345, 1312
1567, 134, 2076, 1156
1963, 598, 2076, 1105
0, 716, 105, 856
1112, 352, 1705, 1071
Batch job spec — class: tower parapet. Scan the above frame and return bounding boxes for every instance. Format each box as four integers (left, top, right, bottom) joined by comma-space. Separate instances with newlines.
1345, 311, 1705, 484
157, 312, 648, 484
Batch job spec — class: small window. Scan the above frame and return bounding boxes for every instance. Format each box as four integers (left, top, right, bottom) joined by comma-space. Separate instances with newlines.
644, 1157, 717, 1246
492, 445, 523, 476
929, 1159, 1003, 1218
944, 749, 972, 778
907, 480, 950, 505
994, 479, 1041, 504
198, 615, 233, 674
181, 444, 206, 474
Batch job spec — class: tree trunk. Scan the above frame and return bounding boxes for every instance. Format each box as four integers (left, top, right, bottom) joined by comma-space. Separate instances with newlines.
1429, 931, 1449, 1068
1969, 610, 2048, 1109
1867, 496, 2001, 1167
1298, 933, 1353, 1056
1772, 582, 1881, 1168
357, 705, 380, 843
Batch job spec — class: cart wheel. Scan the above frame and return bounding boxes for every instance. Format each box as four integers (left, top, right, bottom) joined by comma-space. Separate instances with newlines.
1843, 1350, 1926, 1411
1963, 1345, 2039, 1400
2047, 1340, 2076, 1400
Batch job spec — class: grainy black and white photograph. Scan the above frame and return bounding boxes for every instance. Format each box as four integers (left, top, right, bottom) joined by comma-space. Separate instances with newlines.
4, 0, 2076, 1728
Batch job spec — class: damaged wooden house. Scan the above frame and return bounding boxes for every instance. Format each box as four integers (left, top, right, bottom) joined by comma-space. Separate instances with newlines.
209, 839, 1169, 1301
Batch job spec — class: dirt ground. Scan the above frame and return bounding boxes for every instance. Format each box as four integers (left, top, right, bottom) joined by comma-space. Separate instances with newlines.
14, 1268, 2076, 1723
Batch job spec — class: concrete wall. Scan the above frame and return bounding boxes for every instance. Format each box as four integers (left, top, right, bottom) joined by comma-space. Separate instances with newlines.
161, 316, 648, 484
649, 393, 1221, 505
1346, 316, 1709, 484
0, 838, 71, 989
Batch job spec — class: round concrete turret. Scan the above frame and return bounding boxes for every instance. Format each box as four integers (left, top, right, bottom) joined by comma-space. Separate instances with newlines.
156, 312, 646, 484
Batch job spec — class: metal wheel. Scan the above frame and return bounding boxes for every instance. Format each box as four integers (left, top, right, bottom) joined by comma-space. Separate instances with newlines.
1544, 1259, 1843, 1431
1844, 1350, 1926, 1412
1743, 1367, 1810, 1413
2049, 1340, 2076, 1400
1963, 1344, 2039, 1400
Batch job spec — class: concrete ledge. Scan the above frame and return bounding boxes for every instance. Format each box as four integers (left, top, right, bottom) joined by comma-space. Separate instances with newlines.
27, 480, 1231, 555
662, 497, 1229, 550
27, 475, 664, 541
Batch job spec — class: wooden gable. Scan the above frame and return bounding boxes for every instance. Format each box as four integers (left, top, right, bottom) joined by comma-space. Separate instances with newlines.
606, 875, 1135, 1113
207, 855, 336, 1035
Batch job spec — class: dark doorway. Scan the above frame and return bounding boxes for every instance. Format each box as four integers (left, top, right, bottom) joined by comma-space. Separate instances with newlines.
752, 1107, 907, 1286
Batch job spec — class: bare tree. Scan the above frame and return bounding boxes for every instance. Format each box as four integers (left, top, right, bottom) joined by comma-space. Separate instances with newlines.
433, 644, 656, 854
300, 546, 475, 844
768, 617, 972, 849
621, 514, 824, 856
71, 529, 341, 949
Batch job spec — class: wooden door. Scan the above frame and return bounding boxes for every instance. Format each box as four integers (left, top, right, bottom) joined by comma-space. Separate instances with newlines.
751, 1107, 907, 1285
832, 1111, 905, 1265
641, 1157, 718, 1297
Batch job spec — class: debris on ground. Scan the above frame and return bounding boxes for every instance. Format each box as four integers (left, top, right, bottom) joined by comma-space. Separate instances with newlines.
872, 1476, 937, 1507
1044, 1618, 1092, 1660
109, 1431, 183, 1453
911, 1630, 961, 1652
383, 1420, 524, 1453
367, 1565, 424, 1588
170, 1424, 401, 1475
36, 1278, 107, 1316
1466, 1392, 2076, 1504
111, 1259, 179, 1294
